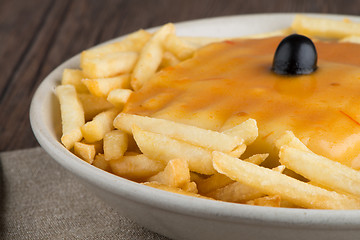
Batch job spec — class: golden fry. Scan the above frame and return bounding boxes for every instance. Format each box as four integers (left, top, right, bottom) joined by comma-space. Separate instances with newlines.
81, 108, 119, 143
103, 130, 128, 161
74, 142, 96, 164
55, 85, 85, 149
149, 159, 190, 188
131, 23, 175, 90
212, 151, 360, 209
132, 125, 216, 175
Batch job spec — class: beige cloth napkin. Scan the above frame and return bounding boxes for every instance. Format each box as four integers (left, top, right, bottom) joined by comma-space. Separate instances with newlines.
0, 147, 169, 240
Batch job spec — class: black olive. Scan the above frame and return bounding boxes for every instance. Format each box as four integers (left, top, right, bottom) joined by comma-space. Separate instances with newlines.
272, 34, 317, 75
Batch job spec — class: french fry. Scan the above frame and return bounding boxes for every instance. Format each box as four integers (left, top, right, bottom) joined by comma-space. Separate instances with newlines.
103, 130, 128, 161
81, 51, 138, 78
142, 182, 212, 199
78, 93, 113, 121
228, 144, 246, 158
272, 165, 286, 173
352, 157, 360, 170
181, 181, 198, 193
55, 85, 85, 149
164, 33, 197, 60
81, 108, 119, 143
340, 35, 360, 44
81, 29, 151, 58
245, 153, 269, 165
61, 69, 88, 93
212, 151, 360, 209
246, 195, 281, 207
189, 172, 206, 184
280, 200, 300, 208
92, 154, 112, 172
131, 23, 175, 90
132, 125, 216, 175
291, 14, 360, 39
107, 89, 133, 108
197, 173, 234, 194
206, 181, 264, 203
159, 51, 180, 69
275, 131, 310, 152
279, 146, 360, 197
90, 140, 103, 154
188, 154, 269, 194
199, 154, 267, 196
114, 113, 243, 153
82, 74, 130, 98
221, 118, 258, 145
74, 142, 96, 164
148, 159, 190, 188
110, 154, 164, 181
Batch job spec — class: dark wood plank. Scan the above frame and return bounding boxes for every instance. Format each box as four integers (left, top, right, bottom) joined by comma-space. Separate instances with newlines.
0, 0, 71, 150
0, 0, 53, 99
1, 0, 360, 151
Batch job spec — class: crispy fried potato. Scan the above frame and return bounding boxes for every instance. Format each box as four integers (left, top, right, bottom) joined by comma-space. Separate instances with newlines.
61, 69, 88, 93
246, 195, 281, 207
114, 113, 244, 153
221, 119, 258, 145
164, 33, 197, 60
131, 23, 175, 90
275, 131, 310, 152
92, 154, 111, 172
245, 153, 269, 165
74, 142, 96, 164
206, 181, 264, 203
107, 89, 133, 108
89, 140, 103, 154
197, 173, 234, 195
132, 125, 216, 175
228, 144, 246, 158
272, 165, 286, 173
212, 151, 360, 209
82, 74, 130, 98
103, 130, 128, 161
149, 158, 190, 188
78, 93, 113, 121
280, 146, 360, 197
142, 182, 211, 199
340, 35, 360, 44
81, 51, 138, 78
110, 154, 164, 181
292, 14, 360, 39
181, 181, 198, 193
82, 29, 151, 58
81, 108, 119, 143
159, 51, 181, 69
55, 85, 85, 149
195, 154, 267, 194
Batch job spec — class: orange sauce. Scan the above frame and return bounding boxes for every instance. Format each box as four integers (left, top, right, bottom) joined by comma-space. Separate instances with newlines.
124, 37, 360, 167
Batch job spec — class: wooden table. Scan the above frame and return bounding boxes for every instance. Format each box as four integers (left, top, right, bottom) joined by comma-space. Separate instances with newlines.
1, 0, 360, 152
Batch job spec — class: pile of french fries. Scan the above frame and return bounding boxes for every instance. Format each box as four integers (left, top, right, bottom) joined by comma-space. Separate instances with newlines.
55, 15, 360, 209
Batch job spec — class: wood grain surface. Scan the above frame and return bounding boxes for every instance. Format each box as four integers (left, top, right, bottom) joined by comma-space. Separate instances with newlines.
1, 0, 360, 151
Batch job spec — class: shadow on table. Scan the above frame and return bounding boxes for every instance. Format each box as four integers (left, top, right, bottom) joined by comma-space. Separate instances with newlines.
0, 159, 6, 237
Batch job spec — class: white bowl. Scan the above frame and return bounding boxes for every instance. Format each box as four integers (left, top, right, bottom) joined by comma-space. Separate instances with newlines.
30, 13, 360, 240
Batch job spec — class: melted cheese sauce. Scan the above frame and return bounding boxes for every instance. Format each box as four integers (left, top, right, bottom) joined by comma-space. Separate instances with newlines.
124, 37, 360, 168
